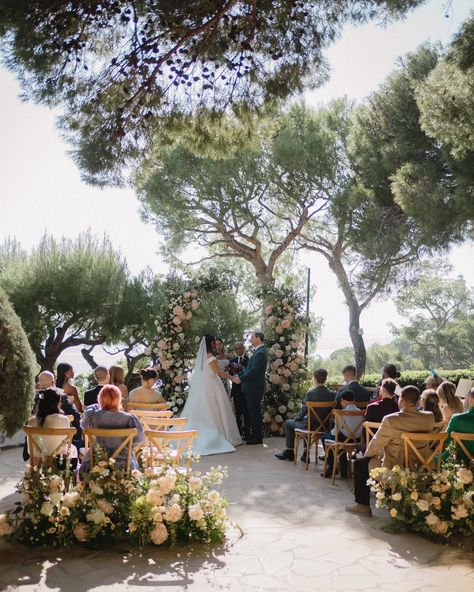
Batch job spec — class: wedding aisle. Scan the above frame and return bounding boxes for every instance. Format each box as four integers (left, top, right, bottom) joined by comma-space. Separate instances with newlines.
0, 441, 473, 592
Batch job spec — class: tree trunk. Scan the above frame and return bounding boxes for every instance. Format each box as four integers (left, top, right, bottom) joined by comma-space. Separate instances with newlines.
328, 255, 367, 378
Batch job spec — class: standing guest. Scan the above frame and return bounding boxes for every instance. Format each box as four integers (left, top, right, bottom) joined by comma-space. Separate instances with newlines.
235, 332, 268, 445
128, 368, 164, 404
56, 363, 83, 413
229, 342, 250, 438
320, 390, 363, 478
444, 387, 474, 463
437, 381, 463, 422
109, 364, 129, 405
345, 386, 435, 516
28, 388, 78, 467
80, 385, 145, 475
275, 368, 335, 462
84, 366, 110, 407
420, 389, 443, 423
335, 365, 371, 406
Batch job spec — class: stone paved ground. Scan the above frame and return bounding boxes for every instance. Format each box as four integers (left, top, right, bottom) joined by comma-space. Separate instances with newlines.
1, 439, 473, 591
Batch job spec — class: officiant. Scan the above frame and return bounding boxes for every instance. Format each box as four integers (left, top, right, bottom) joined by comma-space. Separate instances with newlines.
229, 341, 250, 439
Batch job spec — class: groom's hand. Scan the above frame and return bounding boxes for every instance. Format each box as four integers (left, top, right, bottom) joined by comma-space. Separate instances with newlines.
232, 376, 241, 384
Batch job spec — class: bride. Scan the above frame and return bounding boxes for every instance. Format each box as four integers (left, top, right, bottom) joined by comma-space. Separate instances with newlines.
180, 334, 242, 455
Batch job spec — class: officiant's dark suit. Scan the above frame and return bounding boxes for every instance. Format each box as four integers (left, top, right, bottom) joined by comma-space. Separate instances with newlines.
239, 341, 267, 444
230, 352, 250, 437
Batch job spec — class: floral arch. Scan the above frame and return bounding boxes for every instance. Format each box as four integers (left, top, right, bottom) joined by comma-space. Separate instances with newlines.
145, 278, 310, 433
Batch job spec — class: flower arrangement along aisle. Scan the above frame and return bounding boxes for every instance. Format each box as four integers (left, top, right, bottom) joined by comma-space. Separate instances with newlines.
368, 461, 474, 542
261, 286, 310, 436
0, 452, 230, 547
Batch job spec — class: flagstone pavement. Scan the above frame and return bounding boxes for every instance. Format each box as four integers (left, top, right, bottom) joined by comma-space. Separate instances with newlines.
0, 439, 473, 592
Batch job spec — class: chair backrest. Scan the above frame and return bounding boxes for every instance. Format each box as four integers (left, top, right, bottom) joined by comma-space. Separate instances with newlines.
306, 401, 337, 433
23, 426, 77, 464
363, 421, 381, 445
144, 429, 198, 468
354, 401, 369, 409
132, 410, 173, 429
127, 402, 171, 411
137, 416, 187, 432
401, 431, 448, 472
84, 428, 137, 472
332, 410, 365, 444
433, 420, 448, 433
451, 432, 474, 463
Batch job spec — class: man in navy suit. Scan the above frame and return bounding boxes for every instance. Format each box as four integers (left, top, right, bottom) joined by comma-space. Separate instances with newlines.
229, 341, 250, 438
235, 332, 267, 445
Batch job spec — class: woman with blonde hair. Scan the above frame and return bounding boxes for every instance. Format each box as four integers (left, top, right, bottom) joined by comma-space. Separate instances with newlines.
420, 389, 443, 423
109, 364, 129, 403
437, 381, 463, 422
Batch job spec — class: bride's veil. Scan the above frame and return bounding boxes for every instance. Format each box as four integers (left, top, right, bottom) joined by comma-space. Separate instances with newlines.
189, 336, 207, 384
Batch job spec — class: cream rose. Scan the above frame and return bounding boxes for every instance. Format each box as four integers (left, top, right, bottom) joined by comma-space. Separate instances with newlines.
188, 504, 204, 521
150, 523, 169, 545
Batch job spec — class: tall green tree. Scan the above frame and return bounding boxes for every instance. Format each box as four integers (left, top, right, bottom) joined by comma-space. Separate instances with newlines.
351, 43, 473, 244
392, 261, 474, 369
0, 288, 36, 436
0, 233, 129, 371
0, 0, 423, 184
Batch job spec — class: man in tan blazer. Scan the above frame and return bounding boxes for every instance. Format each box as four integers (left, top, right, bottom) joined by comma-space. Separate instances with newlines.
345, 386, 435, 516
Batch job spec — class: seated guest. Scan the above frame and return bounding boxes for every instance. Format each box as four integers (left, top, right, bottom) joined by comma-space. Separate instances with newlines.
34, 371, 82, 445
420, 389, 443, 423
345, 386, 435, 516
28, 388, 78, 467
109, 364, 129, 405
56, 362, 83, 413
128, 368, 164, 404
275, 368, 335, 462
80, 385, 145, 475
84, 366, 110, 407
372, 365, 402, 402
360, 379, 400, 453
335, 365, 371, 406
321, 390, 363, 478
425, 370, 444, 391
444, 387, 474, 464
437, 381, 463, 422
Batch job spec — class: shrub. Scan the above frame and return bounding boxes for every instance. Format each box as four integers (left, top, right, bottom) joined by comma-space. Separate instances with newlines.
0, 289, 36, 436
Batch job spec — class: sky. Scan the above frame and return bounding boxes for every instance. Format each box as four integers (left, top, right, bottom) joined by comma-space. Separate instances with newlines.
0, 0, 473, 373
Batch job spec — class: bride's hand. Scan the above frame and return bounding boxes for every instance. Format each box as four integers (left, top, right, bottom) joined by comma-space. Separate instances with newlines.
231, 376, 241, 384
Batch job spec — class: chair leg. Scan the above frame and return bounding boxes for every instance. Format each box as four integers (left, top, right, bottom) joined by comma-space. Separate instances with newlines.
313, 436, 319, 465
323, 445, 329, 475
304, 436, 310, 471
293, 434, 299, 465
331, 446, 338, 484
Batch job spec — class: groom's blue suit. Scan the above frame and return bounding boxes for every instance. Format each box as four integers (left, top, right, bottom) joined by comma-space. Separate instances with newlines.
239, 346, 267, 442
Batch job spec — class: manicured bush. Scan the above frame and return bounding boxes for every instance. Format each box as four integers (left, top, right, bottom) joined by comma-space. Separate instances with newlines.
328, 368, 474, 392
0, 289, 36, 436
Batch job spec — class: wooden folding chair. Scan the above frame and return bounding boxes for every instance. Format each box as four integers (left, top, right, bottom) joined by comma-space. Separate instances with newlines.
363, 421, 381, 447
83, 428, 137, 472
23, 426, 77, 467
127, 402, 171, 412
323, 410, 365, 484
355, 401, 369, 409
143, 429, 198, 474
132, 410, 174, 430
294, 401, 336, 470
451, 432, 474, 463
401, 431, 448, 472
433, 420, 448, 433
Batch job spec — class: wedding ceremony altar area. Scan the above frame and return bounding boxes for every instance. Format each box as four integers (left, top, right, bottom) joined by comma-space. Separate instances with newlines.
1, 440, 473, 592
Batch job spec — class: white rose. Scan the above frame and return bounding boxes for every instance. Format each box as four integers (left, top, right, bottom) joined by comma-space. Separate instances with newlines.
375, 492, 385, 500
158, 474, 177, 495
40, 501, 54, 516
208, 490, 220, 504
457, 468, 473, 485
97, 499, 114, 515
150, 523, 169, 545
287, 401, 294, 410
59, 506, 70, 517
416, 500, 430, 512
62, 492, 81, 508
189, 477, 202, 492
425, 513, 439, 526
50, 492, 62, 507
275, 415, 283, 423
278, 405, 287, 414
391, 493, 402, 501
282, 384, 290, 392
452, 505, 469, 520
188, 504, 204, 521
49, 475, 63, 494
164, 503, 183, 523
87, 509, 107, 525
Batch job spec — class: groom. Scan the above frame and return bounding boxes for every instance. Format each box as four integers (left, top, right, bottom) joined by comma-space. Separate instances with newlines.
235, 332, 267, 445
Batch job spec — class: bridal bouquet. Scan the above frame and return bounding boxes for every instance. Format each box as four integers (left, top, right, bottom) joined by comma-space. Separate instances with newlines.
0, 451, 230, 547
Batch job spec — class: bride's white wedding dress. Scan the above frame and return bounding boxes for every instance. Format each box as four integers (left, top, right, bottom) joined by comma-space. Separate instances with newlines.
180, 339, 242, 456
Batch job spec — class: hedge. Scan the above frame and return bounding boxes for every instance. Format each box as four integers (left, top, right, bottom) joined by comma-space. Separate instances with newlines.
0, 289, 36, 436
